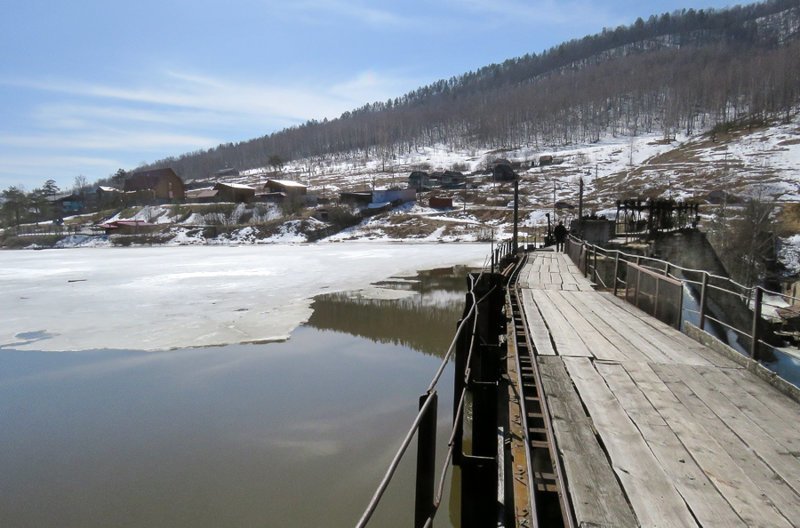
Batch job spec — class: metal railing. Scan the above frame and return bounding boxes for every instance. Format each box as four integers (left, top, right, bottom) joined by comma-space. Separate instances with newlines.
565, 235, 800, 378
356, 252, 509, 527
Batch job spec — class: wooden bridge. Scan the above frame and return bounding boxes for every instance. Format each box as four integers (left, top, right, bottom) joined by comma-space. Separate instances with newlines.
509, 249, 800, 527
357, 243, 800, 528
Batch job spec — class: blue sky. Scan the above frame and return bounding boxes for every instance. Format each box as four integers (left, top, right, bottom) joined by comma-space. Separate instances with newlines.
0, 0, 739, 191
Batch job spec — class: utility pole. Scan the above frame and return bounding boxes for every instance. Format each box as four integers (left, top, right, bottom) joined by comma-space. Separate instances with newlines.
578, 177, 584, 237
512, 177, 519, 254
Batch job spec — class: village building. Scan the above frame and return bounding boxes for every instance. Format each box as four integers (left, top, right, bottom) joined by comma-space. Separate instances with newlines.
213, 182, 255, 203
429, 196, 453, 209
124, 168, 185, 203
96, 186, 124, 208
408, 171, 432, 191
48, 193, 85, 215
493, 160, 517, 181
439, 170, 467, 189
265, 179, 307, 196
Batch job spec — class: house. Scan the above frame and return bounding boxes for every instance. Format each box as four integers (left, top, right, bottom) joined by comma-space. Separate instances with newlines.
265, 179, 308, 196
408, 171, 431, 191
96, 186, 124, 208
439, 171, 466, 189
49, 193, 85, 214
213, 182, 255, 203
124, 168, 185, 203
185, 188, 219, 203
539, 155, 554, 166
493, 161, 516, 182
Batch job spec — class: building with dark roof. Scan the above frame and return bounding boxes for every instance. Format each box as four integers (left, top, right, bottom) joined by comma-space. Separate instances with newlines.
124, 168, 185, 203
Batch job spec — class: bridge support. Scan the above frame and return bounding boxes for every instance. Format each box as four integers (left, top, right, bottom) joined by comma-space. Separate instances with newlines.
452, 271, 507, 527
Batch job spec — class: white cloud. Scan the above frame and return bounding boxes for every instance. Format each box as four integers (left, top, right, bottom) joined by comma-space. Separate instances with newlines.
450, 0, 620, 28
287, 0, 422, 28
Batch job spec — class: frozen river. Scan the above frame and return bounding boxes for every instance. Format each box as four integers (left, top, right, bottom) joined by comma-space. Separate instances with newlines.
0, 243, 489, 527
0, 243, 489, 351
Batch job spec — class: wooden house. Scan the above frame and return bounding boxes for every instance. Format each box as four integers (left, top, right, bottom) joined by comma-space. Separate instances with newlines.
265, 179, 307, 196
213, 182, 255, 203
124, 168, 185, 203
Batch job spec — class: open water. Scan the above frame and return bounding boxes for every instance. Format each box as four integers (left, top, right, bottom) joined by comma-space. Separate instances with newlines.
0, 266, 471, 527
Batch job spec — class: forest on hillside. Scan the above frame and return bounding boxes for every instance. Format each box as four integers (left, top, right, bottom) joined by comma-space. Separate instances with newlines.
140, 0, 800, 180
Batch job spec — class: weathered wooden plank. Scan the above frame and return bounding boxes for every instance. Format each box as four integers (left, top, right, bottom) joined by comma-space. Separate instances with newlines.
537, 357, 638, 527
549, 272, 562, 286
532, 290, 592, 357
565, 290, 674, 364
583, 292, 712, 366
543, 290, 627, 362
644, 365, 800, 522
594, 361, 747, 527
601, 293, 738, 368
721, 368, 800, 425
520, 289, 556, 356
693, 365, 800, 456
653, 363, 800, 498
557, 292, 645, 363
562, 357, 699, 527
612, 361, 795, 527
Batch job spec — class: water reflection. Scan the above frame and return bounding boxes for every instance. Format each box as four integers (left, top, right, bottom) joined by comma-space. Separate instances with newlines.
0, 266, 471, 528
307, 266, 474, 358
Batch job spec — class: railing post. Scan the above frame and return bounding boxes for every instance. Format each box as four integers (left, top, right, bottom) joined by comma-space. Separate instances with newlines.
635, 263, 642, 308
415, 391, 437, 528
699, 272, 708, 330
612, 252, 620, 296
592, 245, 598, 283
583, 243, 589, 277
750, 287, 763, 360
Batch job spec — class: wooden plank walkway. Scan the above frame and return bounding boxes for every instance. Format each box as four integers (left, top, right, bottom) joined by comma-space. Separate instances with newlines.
518, 249, 800, 528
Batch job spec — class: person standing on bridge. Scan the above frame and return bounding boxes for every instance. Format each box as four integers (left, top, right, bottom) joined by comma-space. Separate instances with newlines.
554, 221, 567, 252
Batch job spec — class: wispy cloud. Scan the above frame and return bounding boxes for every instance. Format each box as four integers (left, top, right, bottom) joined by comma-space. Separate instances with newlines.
286, 0, 424, 28
450, 0, 621, 28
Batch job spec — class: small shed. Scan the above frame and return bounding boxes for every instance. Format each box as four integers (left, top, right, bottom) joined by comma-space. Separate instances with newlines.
213, 182, 255, 203
539, 155, 554, 166
429, 196, 453, 209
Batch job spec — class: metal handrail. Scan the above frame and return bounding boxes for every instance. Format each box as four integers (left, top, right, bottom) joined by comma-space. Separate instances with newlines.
566, 236, 800, 369
356, 253, 507, 527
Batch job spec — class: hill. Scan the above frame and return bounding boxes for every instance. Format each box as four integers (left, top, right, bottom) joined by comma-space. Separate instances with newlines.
134, 0, 800, 181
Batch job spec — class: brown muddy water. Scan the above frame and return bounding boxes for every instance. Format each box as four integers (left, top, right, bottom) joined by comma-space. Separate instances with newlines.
0, 266, 472, 527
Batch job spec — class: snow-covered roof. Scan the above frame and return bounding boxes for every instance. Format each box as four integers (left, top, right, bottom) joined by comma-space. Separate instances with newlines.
214, 182, 254, 190
97, 186, 121, 192
267, 179, 307, 188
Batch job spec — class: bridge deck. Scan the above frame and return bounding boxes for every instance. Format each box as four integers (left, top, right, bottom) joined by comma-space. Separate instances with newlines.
518, 250, 800, 527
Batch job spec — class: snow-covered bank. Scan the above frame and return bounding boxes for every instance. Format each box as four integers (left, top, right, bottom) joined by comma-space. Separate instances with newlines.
0, 243, 490, 352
